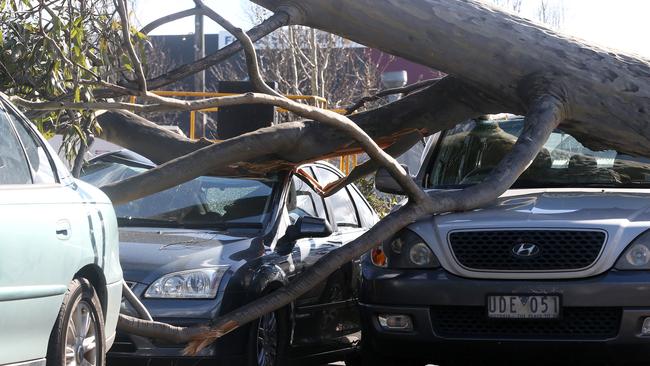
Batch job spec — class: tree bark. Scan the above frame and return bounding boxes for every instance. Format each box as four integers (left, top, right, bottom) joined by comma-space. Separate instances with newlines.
95, 76, 494, 178
253, 0, 650, 157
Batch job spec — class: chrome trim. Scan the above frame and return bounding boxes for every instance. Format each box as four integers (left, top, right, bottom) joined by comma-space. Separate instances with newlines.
446, 227, 608, 273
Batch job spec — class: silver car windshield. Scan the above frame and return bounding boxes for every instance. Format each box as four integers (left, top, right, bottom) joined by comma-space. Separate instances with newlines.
81, 161, 277, 229
427, 118, 650, 189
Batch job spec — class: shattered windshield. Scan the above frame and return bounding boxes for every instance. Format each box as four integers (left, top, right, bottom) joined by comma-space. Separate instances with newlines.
426, 117, 650, 189
81, 161, 278, 229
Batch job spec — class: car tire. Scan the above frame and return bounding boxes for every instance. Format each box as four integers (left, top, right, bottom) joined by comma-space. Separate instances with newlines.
245, 304, 289, 366
46, 278, 106, 366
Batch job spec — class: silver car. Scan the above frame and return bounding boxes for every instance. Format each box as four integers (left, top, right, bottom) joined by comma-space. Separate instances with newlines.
361, 116, 650, 365
0, 94, 122, 366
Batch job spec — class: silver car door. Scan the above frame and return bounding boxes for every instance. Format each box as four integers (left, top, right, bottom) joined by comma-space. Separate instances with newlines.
0, 107, 86, 363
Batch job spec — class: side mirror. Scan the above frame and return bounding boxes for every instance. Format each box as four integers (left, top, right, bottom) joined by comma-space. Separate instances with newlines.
374, 164, 411, 195
276, 216, 333, 255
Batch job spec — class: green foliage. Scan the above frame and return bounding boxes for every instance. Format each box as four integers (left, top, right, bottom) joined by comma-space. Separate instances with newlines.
355, 176, 399, 218
0, 0, 147, 162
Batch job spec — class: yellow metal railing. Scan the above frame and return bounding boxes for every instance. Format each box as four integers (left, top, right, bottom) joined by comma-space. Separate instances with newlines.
130, 90, 357, 173
339, 154, 358, 175
130, 91, 329, 139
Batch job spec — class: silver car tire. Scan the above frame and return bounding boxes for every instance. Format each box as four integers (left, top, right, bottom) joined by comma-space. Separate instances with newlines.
46, 278, 106, 366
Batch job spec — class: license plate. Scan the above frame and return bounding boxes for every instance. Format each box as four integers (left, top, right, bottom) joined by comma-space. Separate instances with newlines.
487, 295, 560, 319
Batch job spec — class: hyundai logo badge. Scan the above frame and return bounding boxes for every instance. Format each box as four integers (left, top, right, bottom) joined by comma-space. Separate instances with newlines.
512, 243, 541, 258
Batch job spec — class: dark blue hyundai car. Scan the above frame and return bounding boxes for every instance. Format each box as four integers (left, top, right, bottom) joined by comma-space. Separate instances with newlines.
81, 150, 378, 365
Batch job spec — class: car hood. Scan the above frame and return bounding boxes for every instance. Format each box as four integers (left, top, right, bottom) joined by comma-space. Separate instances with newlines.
435, 188, 650, 226
118, 227, 264, 284
408, 188, 650, 279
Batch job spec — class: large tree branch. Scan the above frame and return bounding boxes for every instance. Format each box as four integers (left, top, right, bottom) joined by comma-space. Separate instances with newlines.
95, 110, 212, 164
100, 90, 429, 204
87, 76, 493, 207
83, 76, 491, 175
101, 123, 297, 204
118, 314, 206, 344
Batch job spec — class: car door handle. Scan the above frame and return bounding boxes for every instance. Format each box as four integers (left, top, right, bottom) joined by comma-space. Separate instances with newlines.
56, 219, 71, 240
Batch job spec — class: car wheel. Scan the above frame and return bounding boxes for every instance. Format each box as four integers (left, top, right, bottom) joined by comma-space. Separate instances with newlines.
246, 307, 289, 366
46, 278, 106, 366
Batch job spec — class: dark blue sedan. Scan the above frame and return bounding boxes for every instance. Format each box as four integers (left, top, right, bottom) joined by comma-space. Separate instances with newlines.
81, 150, 378, 366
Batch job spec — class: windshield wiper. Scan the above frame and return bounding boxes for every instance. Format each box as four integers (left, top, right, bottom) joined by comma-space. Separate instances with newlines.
117, 217, 182, 227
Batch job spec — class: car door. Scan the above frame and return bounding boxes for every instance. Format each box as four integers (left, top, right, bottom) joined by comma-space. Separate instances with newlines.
0, 104, 87, 364
290, 165, 367, 345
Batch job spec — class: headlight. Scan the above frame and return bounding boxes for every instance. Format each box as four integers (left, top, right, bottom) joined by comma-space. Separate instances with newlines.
616, 231, 650, 270
371, 229, 440, 269
145, 266, 229, 299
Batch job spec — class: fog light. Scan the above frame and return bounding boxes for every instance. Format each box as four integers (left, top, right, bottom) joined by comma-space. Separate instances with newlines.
378, 314, 413, 332
642, 318, 650, 335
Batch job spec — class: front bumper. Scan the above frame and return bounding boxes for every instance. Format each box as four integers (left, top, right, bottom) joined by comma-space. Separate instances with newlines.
360, 265, 650, 358
109, 317, 217, 359
108, 282, 247, 362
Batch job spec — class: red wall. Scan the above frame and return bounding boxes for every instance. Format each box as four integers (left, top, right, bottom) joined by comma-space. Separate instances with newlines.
368, 49, 445, 85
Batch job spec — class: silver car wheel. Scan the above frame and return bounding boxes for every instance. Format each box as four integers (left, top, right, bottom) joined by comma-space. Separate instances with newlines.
64, 301, 98, 366
256, 312, 278, 366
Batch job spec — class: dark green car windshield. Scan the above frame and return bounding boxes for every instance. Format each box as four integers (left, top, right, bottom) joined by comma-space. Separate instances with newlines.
426, 117, 650, 189
81, 160, 278, 229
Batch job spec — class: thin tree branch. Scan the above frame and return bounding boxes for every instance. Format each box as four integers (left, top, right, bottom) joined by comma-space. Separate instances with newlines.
320, 130, 424, 196
140, 7, 203, 35
71, 132, 93, 178
138, 11, 289, 90
345, 78, 442, 114
122, 281, 153, 321
115, 0, 147, 92
193, 0, 283, 98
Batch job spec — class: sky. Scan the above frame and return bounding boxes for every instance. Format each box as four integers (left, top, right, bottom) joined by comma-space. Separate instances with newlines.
134, 0, 650, 59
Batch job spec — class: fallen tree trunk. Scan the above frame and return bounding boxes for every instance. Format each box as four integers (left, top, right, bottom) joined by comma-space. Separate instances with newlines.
252, 0, 650, 157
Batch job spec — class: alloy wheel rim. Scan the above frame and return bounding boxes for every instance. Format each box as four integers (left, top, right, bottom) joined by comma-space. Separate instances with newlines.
64, 300, 98, 366
256, 312, 278, 366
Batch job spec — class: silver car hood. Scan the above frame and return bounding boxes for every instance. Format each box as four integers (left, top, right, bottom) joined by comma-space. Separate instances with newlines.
409, 188, 650, 279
